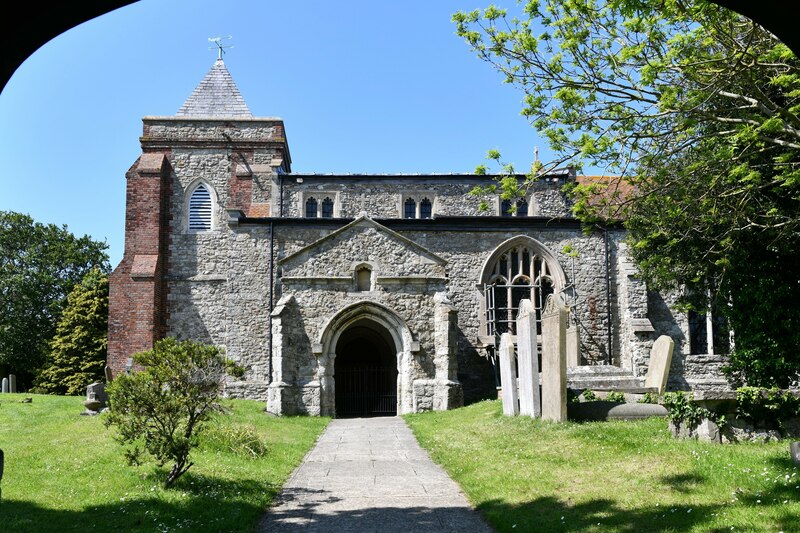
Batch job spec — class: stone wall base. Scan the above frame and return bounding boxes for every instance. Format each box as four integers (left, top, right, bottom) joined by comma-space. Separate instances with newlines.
413, 379, 463, 412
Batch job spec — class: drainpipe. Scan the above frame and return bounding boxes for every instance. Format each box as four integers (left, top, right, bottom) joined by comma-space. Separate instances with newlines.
604, 227, 613, 364
268, 220, 274, 384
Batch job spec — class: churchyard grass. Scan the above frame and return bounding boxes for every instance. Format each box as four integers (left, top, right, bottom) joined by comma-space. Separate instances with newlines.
405, 399, 799, 533
0, 393, 329, 532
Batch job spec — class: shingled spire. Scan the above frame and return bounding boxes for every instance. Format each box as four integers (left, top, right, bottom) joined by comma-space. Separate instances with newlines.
176, 58, 252, 117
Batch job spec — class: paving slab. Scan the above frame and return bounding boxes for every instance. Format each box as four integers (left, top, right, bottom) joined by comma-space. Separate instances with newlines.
258, 416, 494, 532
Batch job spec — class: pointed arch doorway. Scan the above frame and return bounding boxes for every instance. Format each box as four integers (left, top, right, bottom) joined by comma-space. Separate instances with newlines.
334, 318, 399, 418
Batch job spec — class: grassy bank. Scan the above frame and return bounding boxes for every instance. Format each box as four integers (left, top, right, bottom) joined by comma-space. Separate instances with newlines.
0, 393, 328, 532
405, 400, 799, 533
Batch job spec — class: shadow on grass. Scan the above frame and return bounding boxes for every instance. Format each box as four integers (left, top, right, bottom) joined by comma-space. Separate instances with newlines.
0, 472, 281, 533
476, 493, 798, 532
658, 472, 706, 493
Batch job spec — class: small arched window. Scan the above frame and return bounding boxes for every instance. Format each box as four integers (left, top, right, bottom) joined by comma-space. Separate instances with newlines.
305, 197, 318, 218
501, 199, 513, 217
322, 197, 334, 218
188, 184, 213, 231
356, 266, 372, 292
420, 197, 432, 219
404, 198, 416, 219
517, 199, 529, 216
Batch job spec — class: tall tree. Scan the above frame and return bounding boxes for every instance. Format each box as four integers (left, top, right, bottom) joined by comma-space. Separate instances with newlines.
35, 268, 109, 395
454, 0, 800, 386
0, 211, 109, 386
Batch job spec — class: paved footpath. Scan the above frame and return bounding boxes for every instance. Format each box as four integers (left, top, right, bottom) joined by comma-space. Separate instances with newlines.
257, 417, 494, 532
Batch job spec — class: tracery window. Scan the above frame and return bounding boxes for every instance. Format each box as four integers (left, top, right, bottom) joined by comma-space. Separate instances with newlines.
305, 197, 318, 218
188, 183, 213, 231
322, 197, 334, 218
483, 244, 555, 337
500, 198, 530, 217
420, 197, 432, 219
404, 197, 416, 219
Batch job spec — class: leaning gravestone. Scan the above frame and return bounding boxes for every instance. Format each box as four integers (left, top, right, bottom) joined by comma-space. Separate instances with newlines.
516, 300, 541, 418
644, 335, 675, 394
541, 294, 568, 422
104, 365, 113, 383
1, 377, 7, 393
499, 332, 519, 416
8, 374, 16, 393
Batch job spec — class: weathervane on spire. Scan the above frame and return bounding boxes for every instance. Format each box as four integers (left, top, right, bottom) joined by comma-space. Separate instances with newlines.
208, 36, 234, 59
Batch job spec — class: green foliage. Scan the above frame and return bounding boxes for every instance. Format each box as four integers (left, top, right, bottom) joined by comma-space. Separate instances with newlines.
0, 211, 109, 385
205, 424, 269, 459
735, 386, 800, 427
34, 268, 109, 395
605, 390, 625, 403
581, 389, 597, 402
663, 391, 718, 430
453, 1, 800, 386
104, 338, 238, 487
638, 392, 659, 404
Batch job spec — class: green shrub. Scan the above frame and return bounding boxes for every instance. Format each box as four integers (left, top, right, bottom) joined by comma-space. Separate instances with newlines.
736, 386, 800, 428
581, 389, 598, 402
662, 391, 720, 430
638, 392, 659, 404
606, 391, 626, 403
104, 338, 240, 487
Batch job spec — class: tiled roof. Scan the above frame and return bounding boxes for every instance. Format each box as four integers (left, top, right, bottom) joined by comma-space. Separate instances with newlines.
176, 59, 252, 117
575, 174, 636, 220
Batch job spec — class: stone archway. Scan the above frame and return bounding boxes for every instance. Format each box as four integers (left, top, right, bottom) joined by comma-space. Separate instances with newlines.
315, 301, 418, 416
334, 318, 399, 417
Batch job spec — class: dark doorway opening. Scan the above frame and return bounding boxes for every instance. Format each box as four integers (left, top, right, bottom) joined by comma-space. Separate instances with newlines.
334, 319, 398, 418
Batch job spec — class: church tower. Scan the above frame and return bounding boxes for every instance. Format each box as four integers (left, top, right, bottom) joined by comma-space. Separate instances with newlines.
107, 58, 290, 377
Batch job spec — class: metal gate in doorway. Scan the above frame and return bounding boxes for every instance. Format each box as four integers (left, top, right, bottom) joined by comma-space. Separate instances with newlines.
335, 366, 397, 418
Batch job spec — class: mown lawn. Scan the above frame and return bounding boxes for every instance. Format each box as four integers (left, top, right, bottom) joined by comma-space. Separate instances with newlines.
405, 400, 800, 533
0, 393, 329, 532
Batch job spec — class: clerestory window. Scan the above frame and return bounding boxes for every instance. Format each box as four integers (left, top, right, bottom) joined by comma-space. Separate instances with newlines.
305, 197, 318, 218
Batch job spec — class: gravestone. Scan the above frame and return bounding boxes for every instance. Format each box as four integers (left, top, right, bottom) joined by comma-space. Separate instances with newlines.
791, 442, 800, 465
566, 325, 580, 367
644, 335, 675, 394
498, 333, 519, 416
8, 374, 16, 393
541, 294, 568, 422
104, 365, 113, 383
82, 382, 109, 415
516, 300, 541, 418
1, 377, 7, 393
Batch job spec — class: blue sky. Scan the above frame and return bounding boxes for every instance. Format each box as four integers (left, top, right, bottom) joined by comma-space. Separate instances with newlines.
0, 0, 551, 268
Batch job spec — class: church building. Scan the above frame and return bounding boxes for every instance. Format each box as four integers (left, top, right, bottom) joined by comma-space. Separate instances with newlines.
107, 58, 729, 417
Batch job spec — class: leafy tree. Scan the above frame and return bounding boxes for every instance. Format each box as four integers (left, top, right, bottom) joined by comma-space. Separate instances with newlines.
453, 1, 800, 386
104, 338, 239, 488
35, 268, 109, 395
0, 211, 109, 385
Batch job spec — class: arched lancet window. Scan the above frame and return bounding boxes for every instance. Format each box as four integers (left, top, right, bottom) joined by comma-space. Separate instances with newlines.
305, 197, 318, 218
517, 199, 529, 216
188, 184, 213, 231
321, 197, 334, 218
483, 243, 559, 337
356, 266, 372, 292
420, 197, 432, 219
501, 199, 513, 217
404, 197, 416, 219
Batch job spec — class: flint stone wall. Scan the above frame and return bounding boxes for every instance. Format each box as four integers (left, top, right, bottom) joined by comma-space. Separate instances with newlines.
278, 176, 572, 219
